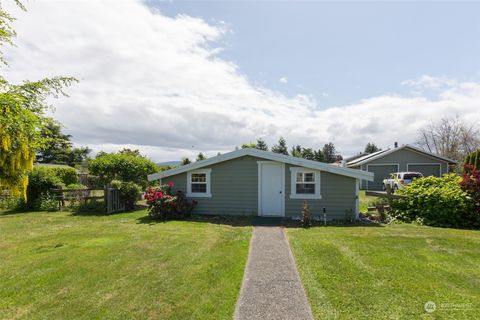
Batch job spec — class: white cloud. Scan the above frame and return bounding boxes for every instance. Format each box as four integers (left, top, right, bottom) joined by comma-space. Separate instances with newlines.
401, 75, 458, 90
3, 1, 480, 161
279, 77, 288, 84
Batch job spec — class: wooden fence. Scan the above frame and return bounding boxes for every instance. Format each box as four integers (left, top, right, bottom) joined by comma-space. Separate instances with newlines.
51, 186, 125, 214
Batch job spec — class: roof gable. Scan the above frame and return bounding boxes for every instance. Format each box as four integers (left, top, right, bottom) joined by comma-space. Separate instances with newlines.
346, 144, 458, 166
148, 148, 374, 181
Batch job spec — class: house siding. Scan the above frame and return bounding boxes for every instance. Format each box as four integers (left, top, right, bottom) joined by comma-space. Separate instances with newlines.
163, 156, 260, 216
284, 165, 356, 220
163, 155, 357, 219
349, 148, 449, 189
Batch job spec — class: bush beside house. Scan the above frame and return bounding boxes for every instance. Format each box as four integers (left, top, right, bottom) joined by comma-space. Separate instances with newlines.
145, 182, 196, 220
393, 171, 479, 228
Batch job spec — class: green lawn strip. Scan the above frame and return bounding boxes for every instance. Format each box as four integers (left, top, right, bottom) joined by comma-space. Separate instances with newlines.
288, 223, 480, 319
0, 210, 251, 319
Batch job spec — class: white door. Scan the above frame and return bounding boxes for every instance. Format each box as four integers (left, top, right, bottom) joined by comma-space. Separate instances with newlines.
259, 162, 284, 216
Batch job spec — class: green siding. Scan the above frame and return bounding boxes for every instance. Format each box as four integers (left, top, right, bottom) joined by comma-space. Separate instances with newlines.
284, 165, 356, 220
162, 156, 356, 219
163, 156, 260, 216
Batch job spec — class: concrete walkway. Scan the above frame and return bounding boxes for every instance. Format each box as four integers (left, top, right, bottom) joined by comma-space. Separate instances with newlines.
234, 226, 314, 320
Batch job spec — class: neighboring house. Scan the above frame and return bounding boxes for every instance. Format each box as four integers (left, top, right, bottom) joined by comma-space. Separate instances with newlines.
346, 144, 457, 190
147, 148, 373, 220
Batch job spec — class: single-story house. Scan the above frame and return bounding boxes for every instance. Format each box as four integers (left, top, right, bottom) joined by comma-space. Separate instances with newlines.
346, 143, 457, 190
147, 148, 373, 220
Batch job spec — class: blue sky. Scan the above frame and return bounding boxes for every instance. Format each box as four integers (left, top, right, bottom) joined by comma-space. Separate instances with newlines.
155, 1, 480, 107
4, 1, 480, 161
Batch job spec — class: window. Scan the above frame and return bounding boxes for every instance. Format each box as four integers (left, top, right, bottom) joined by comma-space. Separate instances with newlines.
290, 168, 321, 199
187, 169, 211, 197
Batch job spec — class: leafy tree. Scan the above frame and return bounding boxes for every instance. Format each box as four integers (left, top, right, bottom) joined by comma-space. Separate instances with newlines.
196, 152, 206, 161
0, 3, 76, 199
322, 142, 338, 163
36, 118, 91, 166
241, 142, 257, 149
290, 145, 302, 158
181, 157, 191, 165
89, 152, 157, 188
271, 137, 288, 155
118, 148, 141, 157
364, 142, 380, 154
301, 148, 315, 160
255, 138, 268, 151
465, 149, 480, 170
314, 149, 325, 162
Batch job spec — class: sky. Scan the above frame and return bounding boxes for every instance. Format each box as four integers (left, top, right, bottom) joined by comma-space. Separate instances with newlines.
3, 0, 480, 162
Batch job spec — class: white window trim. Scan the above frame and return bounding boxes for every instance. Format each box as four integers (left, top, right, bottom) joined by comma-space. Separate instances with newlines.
289, 167, 321, 199
187, 169, 212, 198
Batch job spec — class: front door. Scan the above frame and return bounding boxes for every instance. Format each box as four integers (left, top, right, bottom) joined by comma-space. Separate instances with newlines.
259, 162, 284, 216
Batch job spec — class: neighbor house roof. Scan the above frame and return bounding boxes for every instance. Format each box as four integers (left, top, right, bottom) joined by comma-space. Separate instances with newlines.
148, 148, 374, 182
346, 144, 458, 167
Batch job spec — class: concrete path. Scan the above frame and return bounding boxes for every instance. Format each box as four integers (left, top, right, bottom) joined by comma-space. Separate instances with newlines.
234, 225, 314, 320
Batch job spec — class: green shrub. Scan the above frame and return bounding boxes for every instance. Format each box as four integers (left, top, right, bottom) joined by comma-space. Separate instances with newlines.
37, 192, 59, 211
0, 195, 22, 210
66, 183, 87, 189
111, 180, 142, 211
25, 166, 77, 210
73, 199, 105, 214
392, 174, 474, 228
89, 152, 157, 188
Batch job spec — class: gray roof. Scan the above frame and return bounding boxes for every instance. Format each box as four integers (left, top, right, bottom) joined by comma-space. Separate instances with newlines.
346, 144, 458, 166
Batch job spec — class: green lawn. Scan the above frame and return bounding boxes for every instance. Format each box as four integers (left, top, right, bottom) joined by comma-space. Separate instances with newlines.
288, 223, 480, 319
0, 210, 251, 319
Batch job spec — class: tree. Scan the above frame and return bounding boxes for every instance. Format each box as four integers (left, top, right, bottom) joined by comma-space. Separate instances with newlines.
89, 152, 157, 188
314, 149, 325, 162
0, 3, 76, 199
322, 142, 338, 163
465, 149, 480, 170
36, 118, 91, 166
181, 157, 191, 165
196, 152, 206, 161
417, 115, 480, 162
256, 138, 268, 151
301, 148, 315, 160
118, 148, 141, 157
271, 137, 288, 155
241, 142, 256, 149
290, 145, 302, 158
364, 142, 380, 154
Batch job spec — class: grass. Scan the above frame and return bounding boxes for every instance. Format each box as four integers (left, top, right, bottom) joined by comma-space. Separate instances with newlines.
0, 210, 251, 319
288, 223, 480, 319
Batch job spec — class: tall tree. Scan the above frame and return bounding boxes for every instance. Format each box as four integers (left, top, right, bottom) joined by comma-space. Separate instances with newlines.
36, 118, 91, 166
290, 145, 302, 158
417, 115, 480, 162
301, 148, 315, 160
0, 2, 76, 199
271, 137, 288, 155
364, 142, 380, 154
314, 149, 325, 162
196, 152, 206, 161
181, 157, 191, 165
255, 138, 268, 151
322, 142, 338, 163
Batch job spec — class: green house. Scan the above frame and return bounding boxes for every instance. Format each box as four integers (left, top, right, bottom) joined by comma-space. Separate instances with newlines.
148, 149, 373, 220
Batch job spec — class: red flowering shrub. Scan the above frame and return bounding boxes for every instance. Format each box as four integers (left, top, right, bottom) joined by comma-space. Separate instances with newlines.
460, 164, 480, 227
145, 182, 197, 220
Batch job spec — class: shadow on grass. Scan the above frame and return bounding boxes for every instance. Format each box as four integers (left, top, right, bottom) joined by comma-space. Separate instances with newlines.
136, 213, 383, 228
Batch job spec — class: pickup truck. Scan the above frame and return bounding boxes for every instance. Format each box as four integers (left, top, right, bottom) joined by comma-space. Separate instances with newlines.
382, 172, 423, 192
